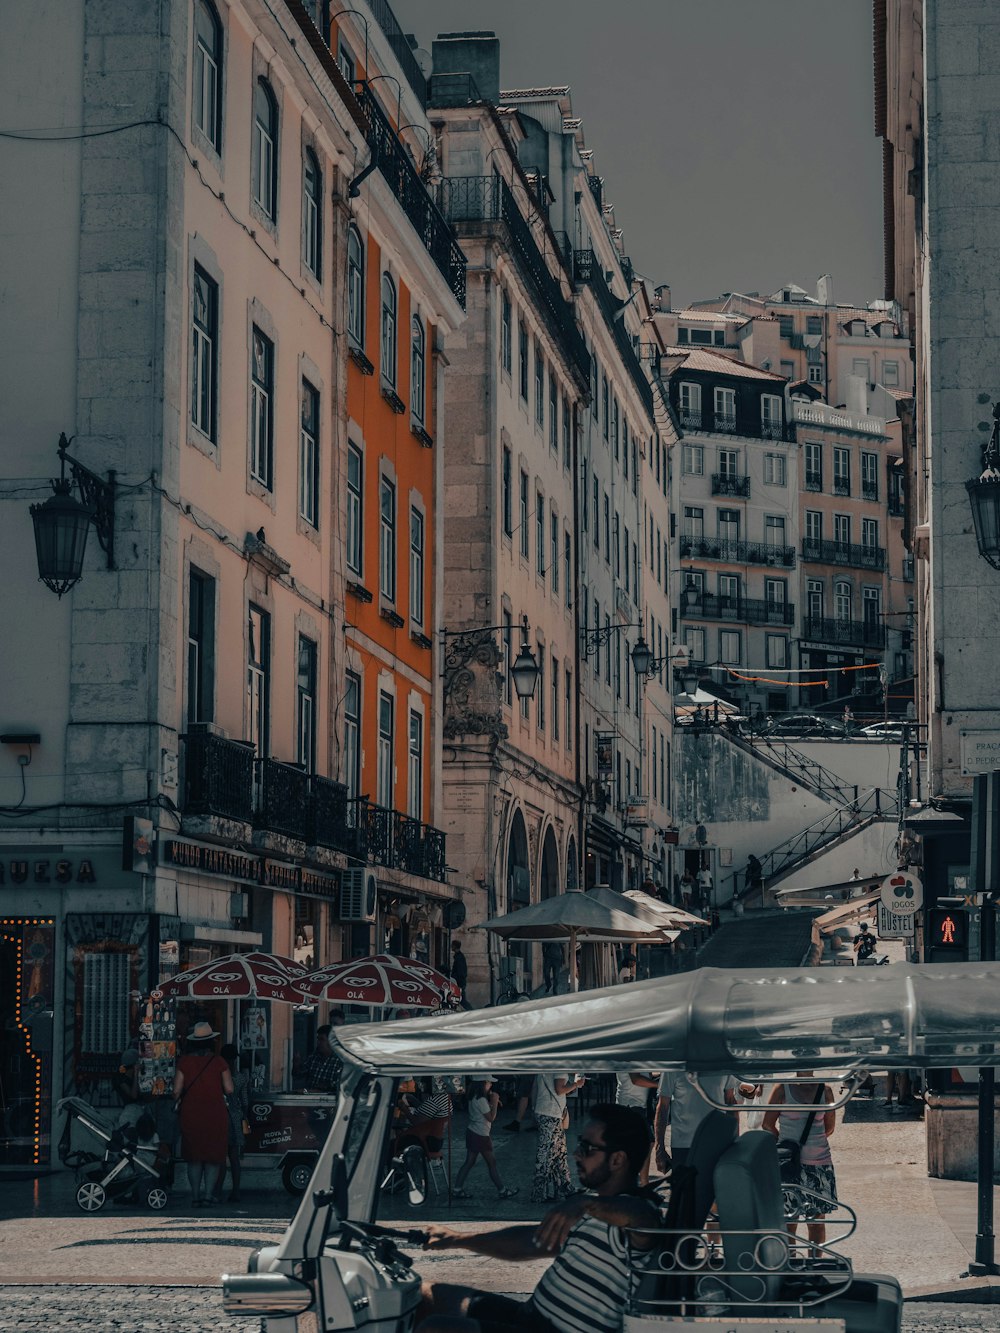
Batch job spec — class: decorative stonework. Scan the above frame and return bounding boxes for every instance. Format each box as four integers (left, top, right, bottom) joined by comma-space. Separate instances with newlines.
442, 631, 508, 741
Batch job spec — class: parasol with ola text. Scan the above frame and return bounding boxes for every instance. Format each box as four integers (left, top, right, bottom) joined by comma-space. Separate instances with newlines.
154, 951, 307, 1002
294, 954, 460, 1010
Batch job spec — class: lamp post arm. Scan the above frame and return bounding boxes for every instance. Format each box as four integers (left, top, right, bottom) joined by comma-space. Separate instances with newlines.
57, 433, 116, 567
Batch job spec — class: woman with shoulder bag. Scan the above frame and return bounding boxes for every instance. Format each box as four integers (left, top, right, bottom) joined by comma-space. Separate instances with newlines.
762, 1075, 836, 1253
530, 1071, 584, 1203
173, 1022, 233, 1207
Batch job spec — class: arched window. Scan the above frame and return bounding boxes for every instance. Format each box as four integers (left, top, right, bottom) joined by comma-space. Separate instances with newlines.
381, 273, 397, 386
252, 78, 278, 220
302, 148, 322, 278
834, 580, 852, 622
347, 226, 364, 347
410, 316, 425, 424
193, 0, 222, 151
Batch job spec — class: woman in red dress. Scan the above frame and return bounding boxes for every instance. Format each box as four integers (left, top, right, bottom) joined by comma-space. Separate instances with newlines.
173, 1021, 233, 1206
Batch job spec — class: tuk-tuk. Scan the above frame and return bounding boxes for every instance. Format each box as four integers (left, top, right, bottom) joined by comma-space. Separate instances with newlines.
222, 962, 1000, 1331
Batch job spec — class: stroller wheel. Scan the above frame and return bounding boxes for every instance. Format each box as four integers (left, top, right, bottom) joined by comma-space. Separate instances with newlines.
76, 1181, 107, 1212
146, 1187, 168, 1210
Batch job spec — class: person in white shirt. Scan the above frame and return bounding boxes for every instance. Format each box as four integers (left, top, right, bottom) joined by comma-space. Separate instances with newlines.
654, 1070, 736, 1172
615, 1073, 659, 1184
531, 1071, 584, 1203
452, 1077, 518, 1201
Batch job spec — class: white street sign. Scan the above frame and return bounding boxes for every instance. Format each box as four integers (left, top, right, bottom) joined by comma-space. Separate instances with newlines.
878, 901, 915, 939
960, 730, 1000, 776
880, 868, 923, 915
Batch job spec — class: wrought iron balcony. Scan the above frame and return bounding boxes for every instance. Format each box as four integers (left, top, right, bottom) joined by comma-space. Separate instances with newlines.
256, 757, 310, 840
427, 72, 481, 108
713, 412, 737, 434
760, 419, 784, 441
311, 775, 366, 858
573, 249, 653, 414
679, 536, 796, 568
833, 477, 851, 496
805, 471, 823, 492
682, 595, 795, 626
862, 482, 879, 501
801, 538, 886, 571
437, 176, 589, 381
181, 730, 255, 823
802, 616, 886, 649
356, 85, 466, 309
355, 799, 447, 883
679, 408, 703, 430
365, 0, 427, 105
711, 473, 750, 498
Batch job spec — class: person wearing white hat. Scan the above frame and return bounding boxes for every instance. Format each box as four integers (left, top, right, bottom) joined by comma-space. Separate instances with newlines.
173, 1021, 233, 1206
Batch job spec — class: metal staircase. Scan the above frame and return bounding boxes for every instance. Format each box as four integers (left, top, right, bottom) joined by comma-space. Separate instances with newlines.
721, 726, 859, 807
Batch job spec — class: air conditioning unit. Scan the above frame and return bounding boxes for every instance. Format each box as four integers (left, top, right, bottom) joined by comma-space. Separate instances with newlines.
341, 867, 378, 922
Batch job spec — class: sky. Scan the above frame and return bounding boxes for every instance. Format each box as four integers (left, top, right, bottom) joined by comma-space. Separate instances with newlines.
391, 0, 885, 311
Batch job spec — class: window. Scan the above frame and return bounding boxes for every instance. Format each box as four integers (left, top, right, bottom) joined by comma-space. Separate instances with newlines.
338, 41, 355, 84
563, 397, 571, 469
347, 227, 364, 346
833, 447, 851, 495
623, 524, 630, 595
549, 372, 558, 451
250, 326, 273, 488
612, 397, 620, 460
623, 420, 629, 480
380, 274, 397, 386
719, 629, 741, 665
761, 394, 782, 437
766, 634, 788, 669
536, 492, 545, 577
808, 364, 823, 383
683, 506, 704, 539
407, 711, 423, 821
719, 572, 740, 607
592, 599, 600, 678
602, 377, 610, 440
519, 323, 529, 399
764, 452, 786, 486
187, 568, 215, 724
714, 385, 736, 430
651, 726, 658, 801
591, 353, 599, 420
191, 265, 217, 440
834, 513, 851, 546
299, 378, 319, 527
247, 604, 270, 757
346, 444, 363, 574
861, 517, 879, 550
410, 317, 425, 424
502, 609, 513, 706
551, 654, 559, 742
682, 443, 703, 474
764, 515, 785, 547
717, 448, 739, 478
377, 692, 394, 809
537, 646, 545, 730
883, 359, 900, 387
684, 627, 706, 661
501, 290, 512, 373
535, 345, 545, 427
805, 510, 822, 544
717, 508, 740, 542
519, 470, 529, 559
302, 149, 322, 279
834, 581, 852, 621
565, 668, 572, 750
807, 579, 823, 619
852, 357, 870, 381
409, 506, 424, 626
806, 315, 823, 335
778, 315, 793, 339
765, 577, 786, 609
252, 79, 278, 220
603, 493, 611, 564
863, 586, 881, 624
193, 0, 222, 151
861, 451, 878, 499
564, 531, 571, 608
805, 442, 822, 489
604, 613, 612, 684
581, 458, 588, 533
592, 476, 600, 548
502, 446, 513, 537
550, 508, 559, 595
380, 476, 397, 601
344, 672, 361, 801
296, 635, 317, 772
679, 381, 701, 424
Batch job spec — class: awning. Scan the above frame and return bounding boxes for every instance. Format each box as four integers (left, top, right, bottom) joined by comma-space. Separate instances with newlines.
814, 891, 880, 935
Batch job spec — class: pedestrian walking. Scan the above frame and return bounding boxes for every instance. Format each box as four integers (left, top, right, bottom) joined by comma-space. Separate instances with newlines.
173, 1021, 233, 1207
542, 941, 564, 994
654, 1071, 736, 1173
452, 1078, 519, 1200
531, 1071, 585, 1203
762, 1077, 837, 1253
503, 1075, 537, 1133
853, 921, 878, 963
449, 939, 471, 1009
679, 868, 696, 910
745, 853, 763, 901
697, 863, 714, 910
221, 1044, 250, 1203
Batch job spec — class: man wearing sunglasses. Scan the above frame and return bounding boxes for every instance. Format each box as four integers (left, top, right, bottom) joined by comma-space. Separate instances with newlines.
416, 1103, 660, 1333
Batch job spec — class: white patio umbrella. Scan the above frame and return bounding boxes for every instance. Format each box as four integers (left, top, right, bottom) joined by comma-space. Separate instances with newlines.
592, 885, 706, 931
481, 887, 670, 991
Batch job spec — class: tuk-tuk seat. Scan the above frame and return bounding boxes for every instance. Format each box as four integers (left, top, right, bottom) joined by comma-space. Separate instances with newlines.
713, 1130, 902, 1333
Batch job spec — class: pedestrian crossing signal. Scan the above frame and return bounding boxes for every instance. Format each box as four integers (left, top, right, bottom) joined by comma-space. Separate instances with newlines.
929, 907, 967, 951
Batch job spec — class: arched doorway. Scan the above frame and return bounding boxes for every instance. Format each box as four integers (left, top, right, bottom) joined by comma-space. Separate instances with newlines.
539, 826, 560, 900
566, 835, 578, 890
504, 810, 531, 989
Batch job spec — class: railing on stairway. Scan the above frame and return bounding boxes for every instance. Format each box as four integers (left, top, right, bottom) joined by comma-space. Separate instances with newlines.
720, 725, 860, 808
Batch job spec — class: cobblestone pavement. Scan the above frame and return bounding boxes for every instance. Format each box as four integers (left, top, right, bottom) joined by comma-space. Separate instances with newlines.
0, 1286, 997, 1331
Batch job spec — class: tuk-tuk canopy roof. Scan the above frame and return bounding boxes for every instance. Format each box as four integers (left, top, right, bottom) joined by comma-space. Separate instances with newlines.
334, 963, 1000, 1078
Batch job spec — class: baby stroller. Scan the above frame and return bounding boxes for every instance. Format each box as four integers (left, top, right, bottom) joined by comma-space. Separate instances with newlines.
57, 1096, 174, 1212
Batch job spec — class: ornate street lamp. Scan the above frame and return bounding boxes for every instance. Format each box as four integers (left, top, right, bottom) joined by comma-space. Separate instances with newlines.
967, 402, 1000, 569
442, 615, 540, 703
510, 631, 541, 702
629, 634, 654, 678
29, 434, 116, 597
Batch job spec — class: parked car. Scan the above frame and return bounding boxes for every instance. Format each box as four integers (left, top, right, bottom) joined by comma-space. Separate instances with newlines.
764, 712, 851, 739
860, 721, 907, 740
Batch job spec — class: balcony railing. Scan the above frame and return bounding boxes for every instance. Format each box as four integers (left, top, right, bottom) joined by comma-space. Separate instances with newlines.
181, 729, 255, 823
679, 536, 796, 568
862, 482, 879, 501
760, 419, 784, 440
364, 0, 427, 105
356, 85, 466, 309
427, 72, 481, 108
178, 734, 447, 881
802, 616, 886, 649
713, 412, 737, 434
573, 249, 653, 414
438, 176, 589, 380
833, 478, 851, 496
801, 538, 886, 571
679, 408, 702, 430
682, 595, 795, 626
805, 471, 823, 492
711, 473, 750, 498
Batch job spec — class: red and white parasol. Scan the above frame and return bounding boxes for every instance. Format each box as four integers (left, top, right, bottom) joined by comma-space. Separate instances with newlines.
294, 954, 460, 1009
154, 951, 307, 1002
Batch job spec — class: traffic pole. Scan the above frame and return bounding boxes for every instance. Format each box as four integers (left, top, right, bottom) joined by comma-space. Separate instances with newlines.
971, 772, 1000, 1275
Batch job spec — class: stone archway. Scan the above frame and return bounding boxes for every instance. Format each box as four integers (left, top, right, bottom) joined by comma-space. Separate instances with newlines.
539, 825, 560, 901
566, 834, 579, 890
504, 808, 531, 984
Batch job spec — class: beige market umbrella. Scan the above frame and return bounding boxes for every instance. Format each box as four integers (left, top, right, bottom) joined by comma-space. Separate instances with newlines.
481, 888, 669, 991
592, 886, 706, 931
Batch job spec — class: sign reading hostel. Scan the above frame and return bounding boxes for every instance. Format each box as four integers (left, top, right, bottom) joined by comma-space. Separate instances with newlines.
960, 730, 1000, 776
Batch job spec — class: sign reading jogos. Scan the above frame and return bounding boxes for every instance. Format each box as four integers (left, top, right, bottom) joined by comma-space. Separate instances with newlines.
880, 868, 923, 916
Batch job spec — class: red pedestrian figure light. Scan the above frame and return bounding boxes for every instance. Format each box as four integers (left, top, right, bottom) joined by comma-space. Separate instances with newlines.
940, 914, 956, 945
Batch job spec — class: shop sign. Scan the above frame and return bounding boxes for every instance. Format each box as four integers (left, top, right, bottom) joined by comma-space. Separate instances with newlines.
595, 732, 614, 780
961, 730, 1000, 776
0, 857, 96, 886
162, 839, 338, 899
880, 868, 923, 915
878, 901, 915, 939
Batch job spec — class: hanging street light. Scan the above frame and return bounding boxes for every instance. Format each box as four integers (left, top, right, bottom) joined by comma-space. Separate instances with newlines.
29, 434, 116, 597
510, 617, 540, 700
967, 402, 1000, 570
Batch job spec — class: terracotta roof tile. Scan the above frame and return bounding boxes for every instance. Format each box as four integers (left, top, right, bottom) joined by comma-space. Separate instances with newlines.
662, 346, 788, 382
